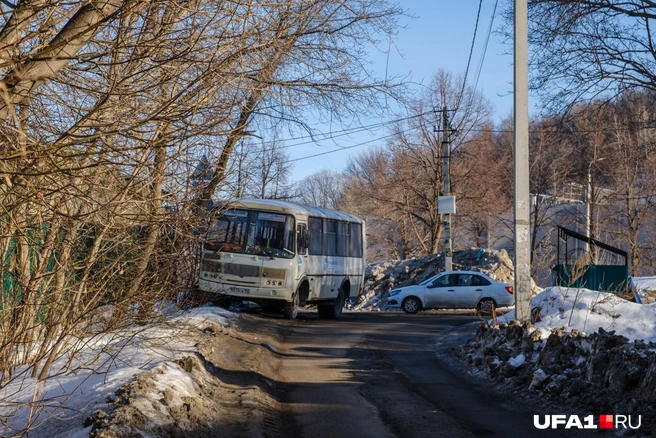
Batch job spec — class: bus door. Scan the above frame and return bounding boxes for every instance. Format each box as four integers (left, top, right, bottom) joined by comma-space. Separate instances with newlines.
296, 223, 308, 281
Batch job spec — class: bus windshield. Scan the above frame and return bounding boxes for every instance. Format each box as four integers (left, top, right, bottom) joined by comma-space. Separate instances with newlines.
205, 209, 295, 259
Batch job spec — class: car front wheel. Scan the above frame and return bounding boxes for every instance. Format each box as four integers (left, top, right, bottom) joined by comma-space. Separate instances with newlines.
402, 296, 421, 314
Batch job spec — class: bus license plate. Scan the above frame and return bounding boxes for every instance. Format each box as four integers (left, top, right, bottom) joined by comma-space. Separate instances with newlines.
230, 287, 249, 295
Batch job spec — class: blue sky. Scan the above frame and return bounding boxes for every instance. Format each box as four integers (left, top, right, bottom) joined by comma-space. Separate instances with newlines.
287, 1, 514, 181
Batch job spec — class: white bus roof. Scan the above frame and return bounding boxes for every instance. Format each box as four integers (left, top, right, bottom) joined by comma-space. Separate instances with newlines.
221, 198, 364, 224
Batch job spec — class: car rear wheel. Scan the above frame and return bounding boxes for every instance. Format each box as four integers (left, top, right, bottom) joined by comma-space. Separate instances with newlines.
476, 298, 496, 314
402, 296, 421, 314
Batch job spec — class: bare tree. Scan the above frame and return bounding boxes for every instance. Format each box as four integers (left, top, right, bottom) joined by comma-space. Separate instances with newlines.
343, 147, 425, 260
247, 136, 294, 199
193, 0, 405, 213
452, 122, 512, 250
344, 70, 497, 259
595, 93, 656, 275
502, 0, 656, 111
518, 94, 656, 278
296, 169, 346, 209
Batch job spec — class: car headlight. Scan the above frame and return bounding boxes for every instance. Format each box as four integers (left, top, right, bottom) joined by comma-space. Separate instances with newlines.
389, 289, 401, 297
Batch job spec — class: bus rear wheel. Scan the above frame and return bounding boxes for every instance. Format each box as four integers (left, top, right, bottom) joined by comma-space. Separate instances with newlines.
318, 290, 344, 319
283, 292, 299, 319
317, 305, 329, 318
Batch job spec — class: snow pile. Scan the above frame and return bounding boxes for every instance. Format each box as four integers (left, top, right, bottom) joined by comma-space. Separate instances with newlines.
630, 276, 656, 304
456, 287, 656, 434
0, 306, 235, 438
350, 248, 532, 310
502, 287, 656, 342
350, 253, 443, 310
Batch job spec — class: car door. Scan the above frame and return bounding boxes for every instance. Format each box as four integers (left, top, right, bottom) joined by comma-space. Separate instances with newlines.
424, 274, 458, 308
455, 274, 483, 308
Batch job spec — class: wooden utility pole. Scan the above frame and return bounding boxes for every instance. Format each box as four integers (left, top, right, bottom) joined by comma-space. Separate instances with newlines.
514, 0, 532, 321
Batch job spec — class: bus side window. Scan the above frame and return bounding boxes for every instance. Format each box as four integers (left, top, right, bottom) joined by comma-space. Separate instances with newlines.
308, 217, 322, 255
325, 220, 337, 256
337, 221, 349, 256
349, 223, 363, 257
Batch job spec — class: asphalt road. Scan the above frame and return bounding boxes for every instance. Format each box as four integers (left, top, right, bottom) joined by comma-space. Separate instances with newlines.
241, 309, 597, 438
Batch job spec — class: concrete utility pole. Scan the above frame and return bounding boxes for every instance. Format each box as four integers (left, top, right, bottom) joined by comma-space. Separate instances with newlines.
442, 106, 453, 271
514, 0, 532, 322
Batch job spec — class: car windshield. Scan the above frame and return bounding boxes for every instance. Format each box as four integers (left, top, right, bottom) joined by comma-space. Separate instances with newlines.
205, 209, 295, 259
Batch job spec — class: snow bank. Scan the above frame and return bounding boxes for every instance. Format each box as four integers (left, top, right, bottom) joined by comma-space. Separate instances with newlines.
0, 305, 235, 438
630, 276, 656, 304
500, 287, 656, 343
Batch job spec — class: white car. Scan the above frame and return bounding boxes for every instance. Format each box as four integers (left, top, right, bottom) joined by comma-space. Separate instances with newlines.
387, 270, 514, 314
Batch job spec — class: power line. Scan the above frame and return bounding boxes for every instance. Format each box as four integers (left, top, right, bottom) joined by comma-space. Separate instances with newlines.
288, 127, 415, 163
283, 122, 656, 167
279, 16, 494, 166
454, 0, 499, 123
472, 0, 499, 100
455, 0, 484, 113
286, 123, 656, 164
254, 112, 433, 151
278, 112, 656, 165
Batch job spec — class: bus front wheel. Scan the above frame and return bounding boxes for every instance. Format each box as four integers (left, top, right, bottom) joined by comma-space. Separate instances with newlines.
283, 292, 299, 319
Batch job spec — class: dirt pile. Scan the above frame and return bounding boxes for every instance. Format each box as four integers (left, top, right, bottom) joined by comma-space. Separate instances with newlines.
87, 316, 293, 438
455, 321, 656, 436
350, 248, 524, 310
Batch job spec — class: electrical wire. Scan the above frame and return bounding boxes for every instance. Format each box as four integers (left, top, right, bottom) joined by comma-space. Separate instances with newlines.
453, 0, 499, 124
238, 3, 495, 166
249, 111, 433, 151
471, 0, 499, 103
287, 128, 413, 163
287, 121, 656, 165
455, 0, 484, 114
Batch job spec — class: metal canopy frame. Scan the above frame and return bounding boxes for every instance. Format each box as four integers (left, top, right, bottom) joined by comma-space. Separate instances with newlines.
556, 225, 628, 266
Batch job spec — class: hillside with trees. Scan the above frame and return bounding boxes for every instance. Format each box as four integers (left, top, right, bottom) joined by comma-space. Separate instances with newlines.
296, 86, 656, 281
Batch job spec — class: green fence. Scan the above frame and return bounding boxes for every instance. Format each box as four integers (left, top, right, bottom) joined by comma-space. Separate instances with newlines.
554, 264, 629, 292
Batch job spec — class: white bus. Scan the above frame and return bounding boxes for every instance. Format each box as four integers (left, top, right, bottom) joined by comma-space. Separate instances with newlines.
198, 199, 366, 319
